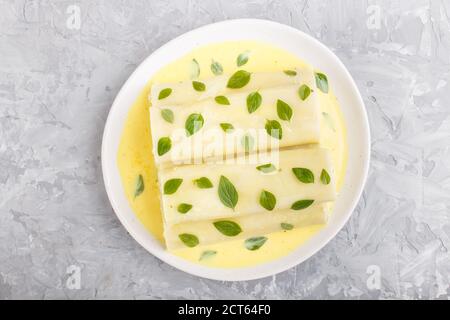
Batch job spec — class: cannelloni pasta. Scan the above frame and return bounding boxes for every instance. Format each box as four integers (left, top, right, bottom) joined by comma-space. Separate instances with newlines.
150, 83, 320, 166
165, 204, 329, 250
158, 147, 335, 226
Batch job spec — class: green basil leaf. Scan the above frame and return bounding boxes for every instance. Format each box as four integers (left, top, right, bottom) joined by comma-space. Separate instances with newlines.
237, 51, 250, 67
190, 58, 200, 79
213, 220, 242, 237
220, 123, 234, 133
177, 203, 193, 214
199, 250, 217, 261
259, 190, 276, 211
193, 177, 213, 189
283, 70, 297, 76
215, 95, 230, 105
265, 120, 282, 139
298, 84, 311, 101
163, 178, 183, 195
315, 72, 329, 93
281, 223, 294, 230
227, 70, 251, 89
320, 169, 331, 185
185, 113, 204, 136
158, 88, 172, 100
210, 60, 223, 75
291, 199, 315, 210
179, 233, 199, 247
276, 99, 293, 121
192, 80, 206, 92
134, 174, 144, 198
241, 134, 254, 153
157, 137, 172, 156
218, 175, 238, 210
256, 163, 277, 173
161, 109, 174, 123
292, 167, 314, 184
246, 91, 262, 113
245, 236, 267, 251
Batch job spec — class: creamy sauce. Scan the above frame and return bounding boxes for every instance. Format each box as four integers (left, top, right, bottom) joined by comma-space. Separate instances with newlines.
117, 41, 348, 268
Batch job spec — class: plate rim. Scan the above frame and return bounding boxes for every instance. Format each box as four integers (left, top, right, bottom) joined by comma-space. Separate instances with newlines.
101, 18, 371, 281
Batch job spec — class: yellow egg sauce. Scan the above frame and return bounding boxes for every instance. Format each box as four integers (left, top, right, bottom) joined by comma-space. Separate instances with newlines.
117, 41, 348, 268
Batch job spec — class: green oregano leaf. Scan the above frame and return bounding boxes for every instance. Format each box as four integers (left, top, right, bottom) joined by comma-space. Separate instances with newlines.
161, 109, 174, 123
246, 91, 262, 114
213, 220, 242, 237
185, 113, 204, 136
315, 72, 329, 93
256, 163, 277, 173
284, 70, 297, 76
157, 137, 172, 156
220, 123, 234, 133
218, 175, 238, 210
215, 95, 230, 105
281, 223, 294, 230
190, 58, 200, 79
158, 88, 172, 100
292, 168, 314, 183
245, 236, 267, 251
265, 120, 282, 139
227, 70, 251, 89
298, 84, 311, 101
134, 174, 144, 198
177, 203, 193, 214
179, 233, 199, 247
192, 80, 206, 92
199, 250, 217, 261
259, 190, 276, 211
163, 178, 183, 195
193, 177, 213, 189
236, 51, 249, 67
320, 169, 331, 185
211, 60, 223, 75
291, 199, 315, 210
276, 99, 293, 121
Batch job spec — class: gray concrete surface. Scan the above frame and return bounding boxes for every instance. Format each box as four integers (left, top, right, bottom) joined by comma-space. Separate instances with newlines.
0, 0, 449, 299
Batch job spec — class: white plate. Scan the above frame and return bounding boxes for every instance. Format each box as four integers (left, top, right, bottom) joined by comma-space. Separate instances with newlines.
101, 19, 370, 281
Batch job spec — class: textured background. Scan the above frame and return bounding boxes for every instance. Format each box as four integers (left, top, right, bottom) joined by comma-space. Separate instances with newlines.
1, 0, 449, 299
